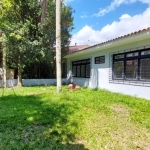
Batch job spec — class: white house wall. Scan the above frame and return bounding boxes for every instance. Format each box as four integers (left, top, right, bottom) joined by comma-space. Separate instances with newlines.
67, 39, 150, 100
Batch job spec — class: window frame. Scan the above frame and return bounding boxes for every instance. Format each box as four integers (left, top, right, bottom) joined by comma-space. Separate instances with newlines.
112, 48, 150, 82
72, 58, 91, 78
95, 55, 105, 64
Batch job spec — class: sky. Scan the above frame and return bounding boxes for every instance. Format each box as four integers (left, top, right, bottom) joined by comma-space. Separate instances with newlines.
65, 0, 150, 46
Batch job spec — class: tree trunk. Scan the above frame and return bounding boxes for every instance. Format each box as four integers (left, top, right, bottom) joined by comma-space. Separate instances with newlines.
2, 37, 6, 88
17, 55, 22, 86
56, 0, 62, 92
41, 0, 47, 24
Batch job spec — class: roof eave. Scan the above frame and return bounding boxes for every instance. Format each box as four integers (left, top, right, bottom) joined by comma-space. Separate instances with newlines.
64, 29, 150, 58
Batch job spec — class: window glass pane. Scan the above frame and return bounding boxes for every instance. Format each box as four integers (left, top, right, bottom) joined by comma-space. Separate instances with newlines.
113, 61, 124, 79
86, 64, 90, 77
140, 58, 150, 80
77, 61, 81, 64
95, 57, 100, 64
82, 60, 86, 63
86, 59, 90, 63
77, 65, 80, 77
72, 66, 76, 76
95, 60, 100, 64
62, 63, 66, 78
100, 56, 105, 64
126, 52, 138, 57
141, 50, 150, 56
115, 54, 124, 59
72, 61, 77, 65
125, 60, 138, 79
95, 57, 100, 61
81, 65, 85, 77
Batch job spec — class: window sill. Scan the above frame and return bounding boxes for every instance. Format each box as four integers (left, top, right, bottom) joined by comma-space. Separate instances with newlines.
109, 79, 150, 87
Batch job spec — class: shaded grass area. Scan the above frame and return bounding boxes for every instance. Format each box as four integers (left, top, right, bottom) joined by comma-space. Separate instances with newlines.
0, 86, 150, 149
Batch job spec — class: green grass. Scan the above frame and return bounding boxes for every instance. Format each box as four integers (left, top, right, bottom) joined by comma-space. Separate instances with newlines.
0, 86, 150, 150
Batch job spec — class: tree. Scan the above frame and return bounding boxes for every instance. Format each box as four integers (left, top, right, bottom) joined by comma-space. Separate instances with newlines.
0, 31, 6, 87
1, 0, 43, 86
0, 0, 74, 86
41, 0, 47, 24
56, 0, 62, 92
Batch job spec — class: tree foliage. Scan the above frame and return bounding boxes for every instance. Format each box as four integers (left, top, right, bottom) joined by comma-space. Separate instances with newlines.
0, 0, 74, 82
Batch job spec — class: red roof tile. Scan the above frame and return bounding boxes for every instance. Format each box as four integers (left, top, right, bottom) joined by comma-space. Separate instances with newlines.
68, 45, 90, 54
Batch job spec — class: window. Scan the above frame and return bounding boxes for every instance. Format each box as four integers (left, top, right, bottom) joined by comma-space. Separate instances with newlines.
112, 48, 150, 81
125, 60, 138, 79
81, 65, 85, 77
126, 52, 138, 57
62, 63, 67, 78
95, 56, 105, 64
72, 66, 76, 77
77, 66, 80, 77
113, 61, 124, 79
141, 50, 150, 56
86, 64, 91, 77
140, 58, 150, 80
115, 54, 124, 59
72, 58, 91, 78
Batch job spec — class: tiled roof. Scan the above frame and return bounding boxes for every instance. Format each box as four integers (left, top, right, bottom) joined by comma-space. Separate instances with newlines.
68, 45, 90, 54
69, 27, 150, 54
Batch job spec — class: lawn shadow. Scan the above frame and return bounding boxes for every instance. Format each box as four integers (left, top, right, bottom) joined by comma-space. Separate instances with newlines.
0, 94, 88, 149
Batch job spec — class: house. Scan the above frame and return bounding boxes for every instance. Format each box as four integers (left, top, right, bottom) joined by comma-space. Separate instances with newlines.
65, 27, 150, 100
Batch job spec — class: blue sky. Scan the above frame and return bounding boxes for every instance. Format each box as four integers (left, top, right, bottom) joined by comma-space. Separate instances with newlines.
65, 0, 150, 46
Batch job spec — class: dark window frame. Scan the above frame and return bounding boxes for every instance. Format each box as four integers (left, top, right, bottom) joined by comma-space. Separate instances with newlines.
112, 48, 150, 82
72, 58, 91, 78
95, 55, 105, 64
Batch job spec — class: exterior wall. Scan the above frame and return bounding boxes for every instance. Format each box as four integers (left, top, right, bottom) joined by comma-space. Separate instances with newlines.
0, 78, 67, 87
66, 39, 150, 100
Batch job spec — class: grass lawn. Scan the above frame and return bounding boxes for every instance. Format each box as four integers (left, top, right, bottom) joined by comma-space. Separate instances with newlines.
0, 86, 150, 150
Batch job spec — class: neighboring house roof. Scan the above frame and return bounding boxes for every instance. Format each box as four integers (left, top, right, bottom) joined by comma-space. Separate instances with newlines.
65, 27, 150, 58
68, 45, 90, 54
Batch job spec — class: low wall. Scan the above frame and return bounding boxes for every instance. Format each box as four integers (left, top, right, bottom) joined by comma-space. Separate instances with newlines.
0, 78, 67, 87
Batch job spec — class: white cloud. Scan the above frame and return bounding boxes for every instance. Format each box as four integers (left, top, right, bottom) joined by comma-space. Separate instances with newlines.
70, 7, 150, 46
119, 14, 131, 19
81, 15, 88, 18
80, 12, 88, 18
93, 0, 150, 17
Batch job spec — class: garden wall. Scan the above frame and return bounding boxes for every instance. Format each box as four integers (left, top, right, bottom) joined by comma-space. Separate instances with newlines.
0, 78, 67, 87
